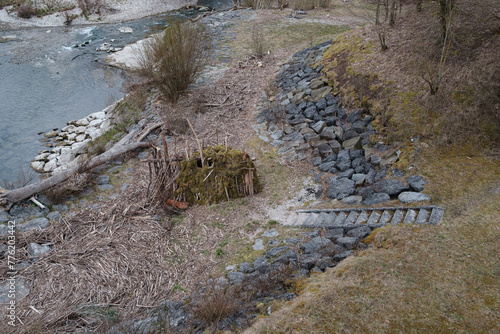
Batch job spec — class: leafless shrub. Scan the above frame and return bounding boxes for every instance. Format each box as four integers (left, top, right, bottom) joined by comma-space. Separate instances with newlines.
191, 281, 241, 329
17, 1, 36, 18
136, 20, 208, 103
77, 0, 104, 16
251, 27, 266, 58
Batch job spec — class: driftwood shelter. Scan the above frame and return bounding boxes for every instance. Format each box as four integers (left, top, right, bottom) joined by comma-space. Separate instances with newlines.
174, 145, 261, 205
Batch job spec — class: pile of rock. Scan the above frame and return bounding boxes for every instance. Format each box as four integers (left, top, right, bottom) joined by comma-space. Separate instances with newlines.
30, 102, 116, 174
253, 41, 430, 205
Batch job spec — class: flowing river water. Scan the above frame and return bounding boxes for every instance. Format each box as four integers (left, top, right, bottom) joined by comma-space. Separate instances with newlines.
0, 9, 203, 185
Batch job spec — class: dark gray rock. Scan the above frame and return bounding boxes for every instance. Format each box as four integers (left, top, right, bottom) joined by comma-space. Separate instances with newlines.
346, 109, 363, 124
373, 179, 409, 196
333, 250, 353, 262
329, 140, 342, 153
311, 121, 326, 134
325, 228, 344, 241
312, 157, 322, 166
28, 242, 51, 258
253, 256, 270, 273
350, 149, 365, 159
374, 166, 387, 182
320, 127, 336, 140
398, 192, 431, 204
336, 237, 357, 249
370, 154, 382, 165
347, 226, 372, 240
46, 211, 62, 221
158, 300, 189, 327
352, 173, 366, 185
266, 246, 289, 258
319, 161, 336, 173
351, 157, 365, 169
365, 168, 377, 184
98, 184, 114, 191
227, 271, 245, 285
9, 204, 49, 219
327, 177, 355, 200
0, 210, 10, 224
363, 193, 390, 205
273, 249, 298, 265
323, 154, 337, 163
407, 175, 426, 192
337, 169, 355, 179
284, 237, 301, 245
336, 149, 351, 172
239, 262, 254, 274
262, 228, 279, 238
16, 218, 50, 233
300, 237, 336, 255
341, 195, 363, 205
96, 175, 110, 185
300, 253, 321, 270
317, 143, 333, 157
338, 107, 347, 119
52, 203, 68, 212
283, 131, 303, 141
357, 186, 374, 199
267, 239, 280, 247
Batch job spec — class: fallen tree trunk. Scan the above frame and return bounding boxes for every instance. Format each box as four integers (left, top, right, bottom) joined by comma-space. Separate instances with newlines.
1, 128, 152, 208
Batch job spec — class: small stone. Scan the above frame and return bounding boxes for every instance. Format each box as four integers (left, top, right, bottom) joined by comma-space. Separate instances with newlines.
363, 193, 390, 205
325, 228, 344, 241
374, 179, 409, 196
398, 192, 431, 204
341, 195, 363, 205
252, 239, 264, 251
336, 237, 357, 249
300, 237, 336, 255
268, 239, 280, 246
357, 186, 374, 199
266, 246, 289, 258
46, 211, 62, 221
333, 250, 353, 262
227, 271, 244, 285
239, 262, 254, 274
347, 226, 372, 240
28, 242, 51, 258
284, 237, 301, 245
407, 175, 426, 192
262, 228, 279, 238
327, 177, 356, 200
342, 136, 362, 150
253, 256, 270, 272
352, 173, 366, 185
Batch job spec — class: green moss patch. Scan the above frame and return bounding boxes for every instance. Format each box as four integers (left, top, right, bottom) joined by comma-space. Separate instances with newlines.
174, 145, 262, 205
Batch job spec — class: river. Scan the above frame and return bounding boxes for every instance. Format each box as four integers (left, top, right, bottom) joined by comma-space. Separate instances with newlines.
0, 9, 199, 186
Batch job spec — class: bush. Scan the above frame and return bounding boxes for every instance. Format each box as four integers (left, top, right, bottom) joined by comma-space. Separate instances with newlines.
191, 281, 240, 328
136, 20, 208, 102
17, 1, 36, 18
77, 0, 103, 16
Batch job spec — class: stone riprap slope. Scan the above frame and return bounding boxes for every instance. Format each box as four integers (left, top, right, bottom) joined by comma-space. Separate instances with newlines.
253, 41, 431, 206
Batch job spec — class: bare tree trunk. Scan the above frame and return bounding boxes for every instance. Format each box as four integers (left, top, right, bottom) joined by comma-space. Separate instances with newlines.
1, 129, 151, 207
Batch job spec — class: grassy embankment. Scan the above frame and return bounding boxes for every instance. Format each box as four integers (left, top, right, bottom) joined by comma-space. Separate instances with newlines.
245, 1, 500, 333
